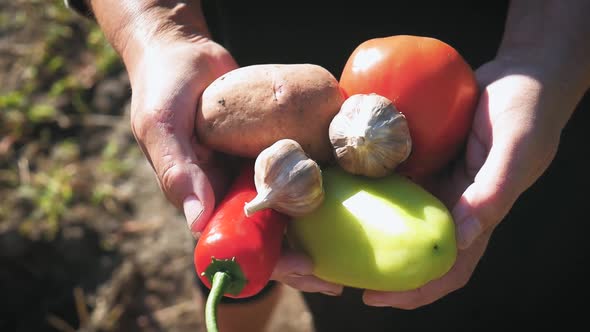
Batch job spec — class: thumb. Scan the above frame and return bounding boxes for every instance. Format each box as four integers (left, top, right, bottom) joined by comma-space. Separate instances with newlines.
452, 141, 517, 250
131, 106, 218, 237
452, 127, 557, 250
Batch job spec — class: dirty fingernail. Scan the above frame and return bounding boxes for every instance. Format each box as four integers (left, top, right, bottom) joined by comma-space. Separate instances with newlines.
458, 216, 482, 249
183, 195, 204, 232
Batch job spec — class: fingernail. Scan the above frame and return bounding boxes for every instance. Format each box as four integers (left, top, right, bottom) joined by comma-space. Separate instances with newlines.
321, 287, 343, 297
287, 273, 304, 278
452, 201, 470, 223
183, 195, 204, 232
365, 301, 389, 307
458, 216, 482, 249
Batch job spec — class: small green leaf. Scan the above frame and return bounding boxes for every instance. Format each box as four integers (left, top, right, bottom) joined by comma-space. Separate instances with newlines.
0, 91, 25, 109
28, 104, 57, 123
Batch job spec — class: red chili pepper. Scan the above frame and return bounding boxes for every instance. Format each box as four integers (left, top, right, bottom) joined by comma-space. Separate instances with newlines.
194, 161, 289, 332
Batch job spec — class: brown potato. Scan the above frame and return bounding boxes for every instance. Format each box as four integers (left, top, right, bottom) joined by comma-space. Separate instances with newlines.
196, 64, 345, 163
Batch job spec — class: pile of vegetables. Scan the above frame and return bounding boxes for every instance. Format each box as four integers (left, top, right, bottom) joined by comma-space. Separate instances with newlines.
192, 35, 479, 332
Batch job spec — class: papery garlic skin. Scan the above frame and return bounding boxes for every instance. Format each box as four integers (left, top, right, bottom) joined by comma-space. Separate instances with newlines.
244, 139, 324, 217
329, 93, 412, 177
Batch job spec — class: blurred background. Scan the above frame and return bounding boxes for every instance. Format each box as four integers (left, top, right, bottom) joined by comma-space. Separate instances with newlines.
0, 1, 312, 331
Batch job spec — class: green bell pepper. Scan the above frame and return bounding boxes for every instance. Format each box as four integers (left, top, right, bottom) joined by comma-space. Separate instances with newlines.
287, 167, 457, 292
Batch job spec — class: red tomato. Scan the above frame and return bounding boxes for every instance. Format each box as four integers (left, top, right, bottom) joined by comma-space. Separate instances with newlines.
339, 35, 479, 181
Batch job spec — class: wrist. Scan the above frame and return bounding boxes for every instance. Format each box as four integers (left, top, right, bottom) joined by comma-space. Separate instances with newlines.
486, 51, 584, 133
496, 43, 589, 89
497, 0, 590, 92
90, 1, 210, 79
495, 40, 590, 116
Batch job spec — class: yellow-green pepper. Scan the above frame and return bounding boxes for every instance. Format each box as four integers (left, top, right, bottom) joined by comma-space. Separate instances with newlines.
287, 167, 457, 292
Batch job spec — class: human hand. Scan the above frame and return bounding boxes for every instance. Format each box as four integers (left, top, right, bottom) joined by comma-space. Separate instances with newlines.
116, 15, 342, 298
128, 34, 239, 235
362, 56, 585, 309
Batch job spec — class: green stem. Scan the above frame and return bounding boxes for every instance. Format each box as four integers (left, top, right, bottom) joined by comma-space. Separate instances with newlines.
205, 271, 231, 332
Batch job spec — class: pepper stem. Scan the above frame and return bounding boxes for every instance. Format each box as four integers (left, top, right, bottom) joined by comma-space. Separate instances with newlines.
205, 271, 231, 332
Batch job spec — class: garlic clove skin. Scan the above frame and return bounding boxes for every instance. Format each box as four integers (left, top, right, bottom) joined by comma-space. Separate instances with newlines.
329, 93, 412, 178
244, 138, 324, 217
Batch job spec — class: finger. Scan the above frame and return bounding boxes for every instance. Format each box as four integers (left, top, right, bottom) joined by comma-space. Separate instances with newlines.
128, 45, 239, 236
281, 275, 343, 296
453, 128, 555, 249
453, 87, 560, 249
131, 104, 218, 236
363, 228, 492, 309
421, 92, 491, 210
271, 251, 343, 296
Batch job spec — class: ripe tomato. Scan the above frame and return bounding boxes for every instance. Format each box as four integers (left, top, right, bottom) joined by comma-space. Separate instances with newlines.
339, 35, 479, 181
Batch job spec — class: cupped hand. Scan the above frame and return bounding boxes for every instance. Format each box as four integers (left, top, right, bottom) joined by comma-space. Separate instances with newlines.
128, 37, 238, 236
127, 35, 344, 296
362, 57, 582, 309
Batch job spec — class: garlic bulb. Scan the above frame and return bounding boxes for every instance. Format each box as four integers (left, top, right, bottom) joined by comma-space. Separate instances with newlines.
244, 139, 324, 217
329, 93, 411, 177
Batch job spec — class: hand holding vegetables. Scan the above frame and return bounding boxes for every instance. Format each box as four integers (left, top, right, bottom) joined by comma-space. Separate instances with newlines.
111, 24, 240, 236
190, 25, 587, 314
364, 57, 589, 310
86, 0, 590, 326
346, 26, 590, 308
192, 39, 473, 311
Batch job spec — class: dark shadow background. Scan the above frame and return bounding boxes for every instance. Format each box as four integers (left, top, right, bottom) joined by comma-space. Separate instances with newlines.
203, 1, 589, 331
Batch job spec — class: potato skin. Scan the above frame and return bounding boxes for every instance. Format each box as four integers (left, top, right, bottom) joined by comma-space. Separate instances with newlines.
196, 64, 344, 163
